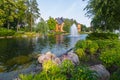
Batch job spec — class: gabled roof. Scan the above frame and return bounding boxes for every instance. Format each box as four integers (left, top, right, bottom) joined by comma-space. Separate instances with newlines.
56, 17, 64, 24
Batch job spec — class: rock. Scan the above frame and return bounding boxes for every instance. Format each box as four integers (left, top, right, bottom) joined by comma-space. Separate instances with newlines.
54, 57, 61, 64
89, 64, 110, 80
38, 52, 79, 65
38, 52, 57, 64
38, 54, 48, 64
61, 52, 79, 65
67, 52, 79, 65
13, 78, 21, 80
45, 51, 56, 60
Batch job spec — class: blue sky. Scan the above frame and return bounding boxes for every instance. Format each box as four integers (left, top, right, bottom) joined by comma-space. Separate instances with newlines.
37, 0, 91, 27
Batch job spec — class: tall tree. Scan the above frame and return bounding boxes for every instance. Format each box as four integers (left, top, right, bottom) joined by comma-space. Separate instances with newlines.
1, 0, 17, 29
15, 0, 27, 32
25, 0, 40, 32
84, 0, 120, 31
36, 18, 49, 35
0, 0, 27, 30
47, 17, 56, 31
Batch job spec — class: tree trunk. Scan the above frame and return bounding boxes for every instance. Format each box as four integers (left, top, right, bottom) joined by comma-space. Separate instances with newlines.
7, 21, 10, 30
30, 14, 32, 32
16, 21, 19, 32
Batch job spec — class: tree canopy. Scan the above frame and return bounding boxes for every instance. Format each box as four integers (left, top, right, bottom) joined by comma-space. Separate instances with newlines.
84, 0, 120, 31
0, 0, 40, 31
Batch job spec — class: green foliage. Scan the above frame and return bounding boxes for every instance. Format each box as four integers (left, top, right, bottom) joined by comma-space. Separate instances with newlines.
19, 74, 33, 80
81, 24, 88, 32
75, 40, 87, 50
42, 60, 60, 73
0, 28, 15, 37
36, 18, 49, 35
75, 40, 98, 55
20, 60, 98, 80
47, 17, 56, 30
87, 32, 118, 40
100, 48, 120, 67
110, 69, 120, 80
25, 0, 40, 31
0, 0, 40, 31
63, 18, 77, 33
85, 0, 120, 31
71, 66, 98, 80
60, 59, 74, 73
75, 48, 85, 59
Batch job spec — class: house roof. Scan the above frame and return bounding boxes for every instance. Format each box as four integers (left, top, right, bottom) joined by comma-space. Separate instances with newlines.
56, 17, 64, 24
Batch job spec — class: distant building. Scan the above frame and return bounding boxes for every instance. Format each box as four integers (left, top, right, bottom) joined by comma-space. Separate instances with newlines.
55, 17, 65, 32
77, 23, 81, 32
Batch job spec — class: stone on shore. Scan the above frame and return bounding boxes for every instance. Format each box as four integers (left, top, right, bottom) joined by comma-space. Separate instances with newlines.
89, 64, 110, 80
38, 51, 79, 65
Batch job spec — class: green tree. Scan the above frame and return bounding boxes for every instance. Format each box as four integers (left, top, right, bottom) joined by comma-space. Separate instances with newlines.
0, 0, 28, 31
84, 0, 120, 31
36, 18, 49, 35
25, 0, 40, 32
1, 0, 17, 29
47, 17, 56, 31
15, 0, 27, 32
0, 9, 5, 26
81, 24, 87, 32
63, 18, 77, 32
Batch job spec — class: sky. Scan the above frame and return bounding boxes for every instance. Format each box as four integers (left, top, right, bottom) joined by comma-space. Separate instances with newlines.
37, 0, 91, 27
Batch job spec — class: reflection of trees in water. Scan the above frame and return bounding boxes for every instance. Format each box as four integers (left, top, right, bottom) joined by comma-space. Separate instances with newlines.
0, 35, 71, 72
0, 38, 35, 72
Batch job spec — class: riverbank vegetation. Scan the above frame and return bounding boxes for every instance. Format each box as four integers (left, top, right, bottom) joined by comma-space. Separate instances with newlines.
75, 33, 120, 80
19, 60, 98, 80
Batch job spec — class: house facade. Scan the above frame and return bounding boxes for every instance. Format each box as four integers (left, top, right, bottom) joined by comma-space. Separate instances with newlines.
55, 17, 64, 32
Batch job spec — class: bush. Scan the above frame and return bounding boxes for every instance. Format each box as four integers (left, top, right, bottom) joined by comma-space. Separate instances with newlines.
75, 48, 85, 59
100, 48, 120, 67
110, 69, 120, 80
19, 60, 98, 80
75, 40, 98, 55
0, 28, 15, 37
71, 66, 98, 80
87, 32, 118, 40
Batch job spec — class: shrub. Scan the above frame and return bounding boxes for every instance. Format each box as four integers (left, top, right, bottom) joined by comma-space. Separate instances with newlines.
0, 28, 15, 37
19, 60, 98, 80
60, 59, 74, 74
75, 40, 98, 55
75, 48, 85, 59
71, 66, 98, 80
87, 32, 118, 40
100, 48, 120, 67
19, 74, 33, 80
75, 40, 87, 50
110, 69, 120, 80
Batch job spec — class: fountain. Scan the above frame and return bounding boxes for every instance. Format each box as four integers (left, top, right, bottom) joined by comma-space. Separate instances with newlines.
70, 24, 79, 37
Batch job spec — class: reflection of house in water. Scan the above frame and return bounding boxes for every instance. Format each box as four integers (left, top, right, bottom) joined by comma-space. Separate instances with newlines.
55, 17, 64, 32
77, 23, 81, 32
55, 34, 64, 44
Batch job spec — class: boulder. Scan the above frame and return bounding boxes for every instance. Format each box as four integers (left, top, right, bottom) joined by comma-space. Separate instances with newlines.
54, 57, 61, 64
61, 52, 79, 65
38, 52, 79, 65
38, 52, 57, 64
89, 64, 110, 80
67, 52, 79, 65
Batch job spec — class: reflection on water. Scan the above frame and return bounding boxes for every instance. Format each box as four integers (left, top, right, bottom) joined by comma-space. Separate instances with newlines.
0, 34, 87, 80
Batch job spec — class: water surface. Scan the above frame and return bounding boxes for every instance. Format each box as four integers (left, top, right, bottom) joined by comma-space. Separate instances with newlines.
0, 34, 87, 80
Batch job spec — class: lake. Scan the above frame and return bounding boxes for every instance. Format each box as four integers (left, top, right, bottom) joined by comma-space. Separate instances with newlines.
0, 34, 87, 80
